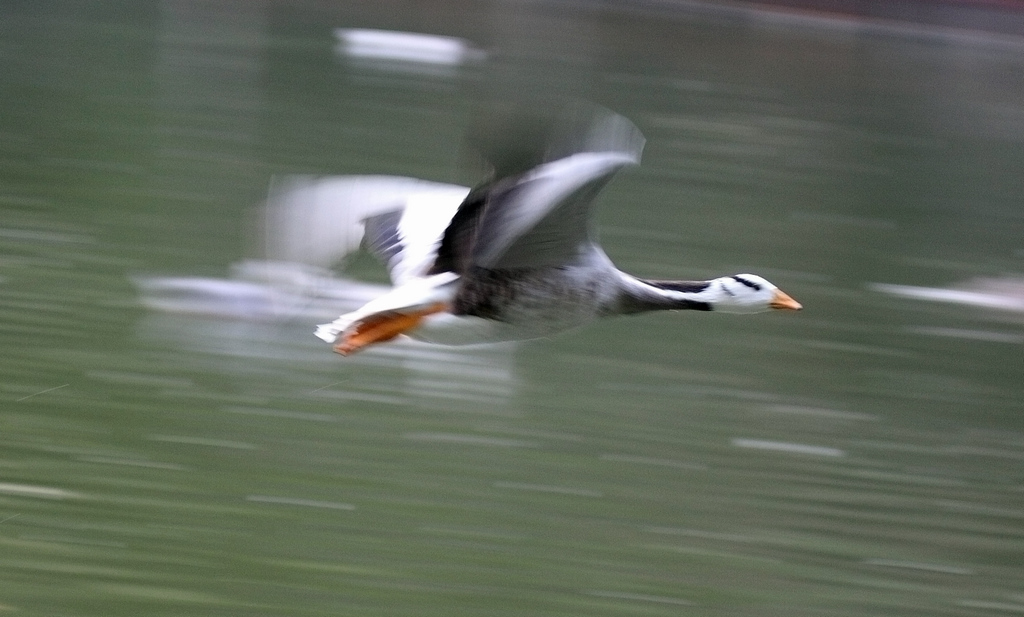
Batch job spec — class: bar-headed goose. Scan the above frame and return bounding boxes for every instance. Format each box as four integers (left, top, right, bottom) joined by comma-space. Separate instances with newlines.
315, 107, 800, 355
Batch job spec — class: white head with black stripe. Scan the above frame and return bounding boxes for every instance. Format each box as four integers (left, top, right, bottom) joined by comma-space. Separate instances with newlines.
708, 274, 802, 314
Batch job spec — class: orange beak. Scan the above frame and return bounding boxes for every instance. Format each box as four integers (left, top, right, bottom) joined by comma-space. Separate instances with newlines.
770, 288, 802, 311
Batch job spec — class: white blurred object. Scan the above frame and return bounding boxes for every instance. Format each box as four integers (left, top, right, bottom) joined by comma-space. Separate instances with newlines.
334, 28, 484, 74
133, 263, 383, 322
135, 274, 292, 320
870, 278, 1024, 312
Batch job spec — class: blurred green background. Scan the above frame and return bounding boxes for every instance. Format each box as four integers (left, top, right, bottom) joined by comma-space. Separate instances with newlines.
1, 1, 1023, 615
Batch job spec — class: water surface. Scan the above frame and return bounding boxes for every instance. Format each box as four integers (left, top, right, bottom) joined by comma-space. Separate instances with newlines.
2, 2, 1023, 615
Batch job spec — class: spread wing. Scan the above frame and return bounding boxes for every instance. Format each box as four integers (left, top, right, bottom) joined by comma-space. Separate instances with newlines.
360, 183, 470, 284
431, 107, 645, 273
471, 151, 638, 269
261, 175, 468, 272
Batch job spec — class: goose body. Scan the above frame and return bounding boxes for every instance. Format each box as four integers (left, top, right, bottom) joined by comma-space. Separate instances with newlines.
315, 109, 800, 355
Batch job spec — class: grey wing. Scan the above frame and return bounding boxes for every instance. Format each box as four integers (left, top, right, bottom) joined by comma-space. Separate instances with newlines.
473, 150, 641, 269
361, 209, 405, 271
468, 107, 645, 269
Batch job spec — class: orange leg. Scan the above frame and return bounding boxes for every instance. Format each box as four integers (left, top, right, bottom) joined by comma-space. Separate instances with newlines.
333, 303, 447, 356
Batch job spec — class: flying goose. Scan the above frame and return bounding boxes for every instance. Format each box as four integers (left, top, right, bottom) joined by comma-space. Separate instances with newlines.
315, 107, 800, 355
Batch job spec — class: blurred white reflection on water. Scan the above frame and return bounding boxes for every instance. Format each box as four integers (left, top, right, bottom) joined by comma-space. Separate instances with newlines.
334, 28, 485, 76
872, 277, 1024, 313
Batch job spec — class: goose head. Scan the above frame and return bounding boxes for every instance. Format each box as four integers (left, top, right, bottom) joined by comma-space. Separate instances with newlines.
705, 274, 802, 314
619, 272, 802, 315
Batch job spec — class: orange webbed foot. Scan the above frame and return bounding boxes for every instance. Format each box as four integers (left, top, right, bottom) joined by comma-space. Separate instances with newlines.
332, 303, 447, 356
